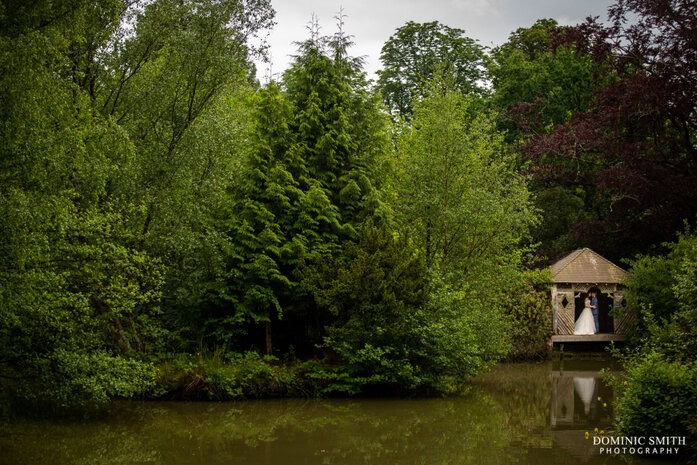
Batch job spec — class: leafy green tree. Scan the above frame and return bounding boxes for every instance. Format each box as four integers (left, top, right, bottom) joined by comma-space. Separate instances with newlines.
282, 26, 391, 355
613, 351, 697, 441
319, 223, 510, 394
500, 269, 553, 360
384, 75, 534, 376
489, 19, 599, 139
377, 21, 486, 118
0, 0, 161, 409
94, 0, 274, 348
487, 19, 601, 259
0, 0, 274, 409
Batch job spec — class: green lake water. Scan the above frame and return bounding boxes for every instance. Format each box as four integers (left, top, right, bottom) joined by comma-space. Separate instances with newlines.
0, 358, 678, 465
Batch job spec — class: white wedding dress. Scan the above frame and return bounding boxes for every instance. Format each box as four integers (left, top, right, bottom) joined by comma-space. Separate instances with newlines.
574, 298, 596, 335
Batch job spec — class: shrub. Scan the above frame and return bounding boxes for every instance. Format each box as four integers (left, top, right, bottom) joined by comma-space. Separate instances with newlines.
319, 224, 511, 394
154, 351, 304, 400
501, 269, 552, 361
623, 231, 697, 358
612, 351, 697, 440
12, 350, 156, 413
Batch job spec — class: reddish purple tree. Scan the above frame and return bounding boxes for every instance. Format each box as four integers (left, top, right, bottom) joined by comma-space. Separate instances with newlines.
524, 0, 697, 259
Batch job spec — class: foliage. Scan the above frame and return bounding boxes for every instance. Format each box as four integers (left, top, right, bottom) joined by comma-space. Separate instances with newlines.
612, 231, 697, 445
417, 282, 511, 385
610, 351, 697, 440
501, 269, 553, 361
32, 351, 156, 409
219, 19, 391, 356
386, 74, 536, 372
0, 0, 157, 410
377, 21, 486, 118
488, 19, 605, 260
0, 0, 273, 411
521, 0, 697, 260
489, 19, 599, 140
5, 0, 659, 415
97, 0, 272, 350
623, 231, 697, 360
317, 223, 430, 394
318, 222, 510, 395
154, 351, 308, 400
394, 75, 536, 279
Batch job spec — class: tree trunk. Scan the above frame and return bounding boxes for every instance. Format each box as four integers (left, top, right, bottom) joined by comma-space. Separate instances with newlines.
264, 320, 273, 356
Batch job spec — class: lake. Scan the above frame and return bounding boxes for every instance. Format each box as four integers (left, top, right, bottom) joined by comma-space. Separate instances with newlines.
0, 357, 676, 465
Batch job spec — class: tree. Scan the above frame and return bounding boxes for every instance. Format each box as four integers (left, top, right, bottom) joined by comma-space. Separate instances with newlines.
284, 17, 390, 229
489, 19, 599, 141
223, 83, 338, 355
382, 76, 535, 379
523, 0, 697, 260
487, 19, 604, 259
395, 76, 536, 280
95, 0, 274, 348
219, 18, 391, 356
0, 0, 275, 409
377, 21, 486, 118
318, 223, 429, 393
318, 222, 510, 394
0, 0, 161, 409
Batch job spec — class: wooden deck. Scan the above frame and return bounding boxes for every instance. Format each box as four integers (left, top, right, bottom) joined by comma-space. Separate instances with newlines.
549, 370, 604, 378
551, 334, 626, 343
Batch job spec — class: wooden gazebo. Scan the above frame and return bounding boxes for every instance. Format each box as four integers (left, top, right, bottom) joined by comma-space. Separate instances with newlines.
550, 248, 633, 344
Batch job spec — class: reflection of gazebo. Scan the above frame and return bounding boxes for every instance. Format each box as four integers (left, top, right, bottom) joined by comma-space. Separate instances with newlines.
551, 371, 600, 427
550, 368, 615, 460
550, 248, 633, 344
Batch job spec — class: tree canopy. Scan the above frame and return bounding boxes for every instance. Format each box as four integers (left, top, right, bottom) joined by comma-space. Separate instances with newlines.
377, 21, 486, 118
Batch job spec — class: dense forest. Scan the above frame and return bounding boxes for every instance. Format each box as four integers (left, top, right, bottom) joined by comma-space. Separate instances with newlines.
0, 0, 696, 444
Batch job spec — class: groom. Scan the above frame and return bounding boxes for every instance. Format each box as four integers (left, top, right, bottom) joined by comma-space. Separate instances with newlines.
590, 291, 600, 333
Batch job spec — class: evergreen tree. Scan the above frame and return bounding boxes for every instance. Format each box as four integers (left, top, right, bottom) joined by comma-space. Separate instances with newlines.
284, 16, 390, 233
223, 83, 316, 354
221, 18, 390, 356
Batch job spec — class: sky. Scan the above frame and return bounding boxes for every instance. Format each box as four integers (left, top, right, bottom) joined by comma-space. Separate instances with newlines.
254, 0, 613, 82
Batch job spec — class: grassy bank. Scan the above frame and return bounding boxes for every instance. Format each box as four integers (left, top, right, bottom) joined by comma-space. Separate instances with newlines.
151, 352, 326, 400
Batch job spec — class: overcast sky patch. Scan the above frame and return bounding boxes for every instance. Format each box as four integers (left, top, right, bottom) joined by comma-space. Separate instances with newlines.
254, 0, 612, 82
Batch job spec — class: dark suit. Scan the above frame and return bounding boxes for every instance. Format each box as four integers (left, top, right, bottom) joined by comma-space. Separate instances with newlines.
591, 296, 600, 332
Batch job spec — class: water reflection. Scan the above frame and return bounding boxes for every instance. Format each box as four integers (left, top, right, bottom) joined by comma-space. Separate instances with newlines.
573, 377, 596, 415
0, 359, 668, 465
544, 359, 617, 462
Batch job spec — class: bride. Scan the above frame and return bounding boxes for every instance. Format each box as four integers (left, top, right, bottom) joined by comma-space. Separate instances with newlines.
574, 294, 597, 335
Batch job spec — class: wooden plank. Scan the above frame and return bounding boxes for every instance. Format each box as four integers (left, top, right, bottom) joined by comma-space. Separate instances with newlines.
555, 291, 575, 335
549, 370, 604, 378
551, 334, 627, 343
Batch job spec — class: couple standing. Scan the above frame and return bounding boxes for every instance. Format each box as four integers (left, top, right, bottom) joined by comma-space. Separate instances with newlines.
574, 290, 600, 335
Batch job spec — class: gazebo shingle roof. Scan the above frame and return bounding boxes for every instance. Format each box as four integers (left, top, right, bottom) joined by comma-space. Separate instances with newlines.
551, 248, 627, 284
